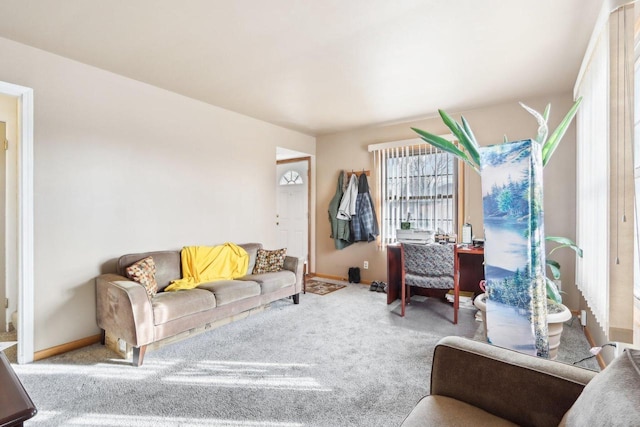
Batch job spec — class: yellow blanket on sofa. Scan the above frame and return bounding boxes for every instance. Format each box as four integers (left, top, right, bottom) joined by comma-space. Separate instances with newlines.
165, 243, 249, 291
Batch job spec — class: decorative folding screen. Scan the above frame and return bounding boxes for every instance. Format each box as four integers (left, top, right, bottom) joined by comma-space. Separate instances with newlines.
480, 139, 549, 357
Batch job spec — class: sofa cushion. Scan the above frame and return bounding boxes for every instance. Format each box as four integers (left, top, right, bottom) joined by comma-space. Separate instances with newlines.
401, 395, 518, 427
151, 289, 216, 325
240, 270, 296, 294
125, 256, 158, 298
118, 251, 181, 292
238, 243, 262, 275
560, 349, 640, 426
197, 280, 261, 306
252, 248, 287, 274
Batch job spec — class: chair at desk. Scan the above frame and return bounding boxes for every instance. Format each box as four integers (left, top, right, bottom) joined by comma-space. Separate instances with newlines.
400, 243, 455, 320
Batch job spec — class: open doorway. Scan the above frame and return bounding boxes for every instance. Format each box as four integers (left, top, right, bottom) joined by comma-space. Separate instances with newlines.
0, 81, 34, 364
0, 101, 14, 362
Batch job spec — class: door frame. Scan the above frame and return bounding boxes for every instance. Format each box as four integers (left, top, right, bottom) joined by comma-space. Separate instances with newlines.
276, 156, 311, 273
0, 121, 6, 332
0, 81, 34, 364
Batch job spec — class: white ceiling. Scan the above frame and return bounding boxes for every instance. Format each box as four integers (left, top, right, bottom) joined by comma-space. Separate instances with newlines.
0, 0, 601, 136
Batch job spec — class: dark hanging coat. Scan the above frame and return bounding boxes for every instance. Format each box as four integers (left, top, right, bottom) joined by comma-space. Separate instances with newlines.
328, 171, 353, 250
351, 173, 379, 242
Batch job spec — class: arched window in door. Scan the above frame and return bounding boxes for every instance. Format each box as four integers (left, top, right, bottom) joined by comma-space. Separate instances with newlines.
279, 170, 303, 185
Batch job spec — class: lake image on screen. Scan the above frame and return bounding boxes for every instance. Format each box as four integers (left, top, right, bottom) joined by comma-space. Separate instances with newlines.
480, 140, 539, 355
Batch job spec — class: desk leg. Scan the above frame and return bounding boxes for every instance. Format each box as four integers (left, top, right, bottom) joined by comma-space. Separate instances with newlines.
454, 281, 459, 325
401, 280, 406, 317
303, 261, 308, 294
454, 252, 460, 325
387, 246, 402, 304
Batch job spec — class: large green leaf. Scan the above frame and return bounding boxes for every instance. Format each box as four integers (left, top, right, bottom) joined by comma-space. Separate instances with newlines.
438, 110, 480, 167
546, 277, 562, 304
542, 97, 583, 166
455, 122, 481, 165
461, 115, 479, 148
410, 127, 480, 173
546, 236, 583, 257
546, 259, 561, 280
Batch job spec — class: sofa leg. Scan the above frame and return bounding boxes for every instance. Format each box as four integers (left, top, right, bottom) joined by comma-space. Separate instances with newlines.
292, 293, 300, 304
133, 345, 147, 367
100, 329, 106, 345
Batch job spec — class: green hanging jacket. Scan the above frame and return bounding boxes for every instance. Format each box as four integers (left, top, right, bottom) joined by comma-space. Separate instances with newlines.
328, 170, 352, 250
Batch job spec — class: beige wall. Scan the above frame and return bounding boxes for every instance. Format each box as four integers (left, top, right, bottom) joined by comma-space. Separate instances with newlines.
0, 36, 315, 352
316, 92, 580, 310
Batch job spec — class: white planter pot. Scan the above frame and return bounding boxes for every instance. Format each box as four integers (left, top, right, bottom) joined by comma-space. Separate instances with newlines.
473, 293, 572, 360
546, 300, 572, 360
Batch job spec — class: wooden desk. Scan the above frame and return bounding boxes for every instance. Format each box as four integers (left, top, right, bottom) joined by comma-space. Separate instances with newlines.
0, 351, 37, 427
387, 244, 484, 323
453, 245, 485, 324
386, 245, 402, 305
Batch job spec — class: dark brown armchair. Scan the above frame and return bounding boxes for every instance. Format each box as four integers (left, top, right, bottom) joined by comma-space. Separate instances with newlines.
401, 336, 640, 427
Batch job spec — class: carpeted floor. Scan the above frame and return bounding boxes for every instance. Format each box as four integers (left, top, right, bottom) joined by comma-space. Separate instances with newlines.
10, 283, 598, 426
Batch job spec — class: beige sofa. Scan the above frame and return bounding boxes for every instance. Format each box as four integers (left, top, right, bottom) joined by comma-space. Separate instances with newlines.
96, 243, 303, 366
402, 336, 639, 427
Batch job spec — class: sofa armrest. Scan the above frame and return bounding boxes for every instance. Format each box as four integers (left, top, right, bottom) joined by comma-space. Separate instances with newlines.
95, 274, 155, 347
430, 336, 597, 427
283, 256, 303, 294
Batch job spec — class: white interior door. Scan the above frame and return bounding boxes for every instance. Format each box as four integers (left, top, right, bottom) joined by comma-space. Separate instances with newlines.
276, 161, 308, 262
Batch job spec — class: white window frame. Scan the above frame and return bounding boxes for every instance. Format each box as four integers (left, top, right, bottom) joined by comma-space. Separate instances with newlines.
369, 137, 460, 247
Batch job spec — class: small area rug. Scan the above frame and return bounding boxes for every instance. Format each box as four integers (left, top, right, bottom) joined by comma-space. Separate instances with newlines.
304, 279, 346, 295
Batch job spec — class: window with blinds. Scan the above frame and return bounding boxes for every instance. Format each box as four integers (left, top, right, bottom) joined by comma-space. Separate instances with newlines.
575, 9, 610, 332
369, 139, 458, 247
575, 1, 635, 340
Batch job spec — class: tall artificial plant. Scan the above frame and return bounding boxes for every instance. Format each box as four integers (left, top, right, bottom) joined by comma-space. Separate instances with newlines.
411, 98, 583, 303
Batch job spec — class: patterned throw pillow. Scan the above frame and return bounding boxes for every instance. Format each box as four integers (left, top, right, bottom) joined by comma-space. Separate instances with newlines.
125, 256, 158, 298
252, 248, 287, 274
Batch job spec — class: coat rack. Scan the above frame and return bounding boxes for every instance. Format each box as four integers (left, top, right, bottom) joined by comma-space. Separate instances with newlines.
347, 169, 370, 178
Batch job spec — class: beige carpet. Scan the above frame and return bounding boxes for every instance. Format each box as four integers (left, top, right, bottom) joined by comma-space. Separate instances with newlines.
10, 285, 597, 426
14, 284, 480, 427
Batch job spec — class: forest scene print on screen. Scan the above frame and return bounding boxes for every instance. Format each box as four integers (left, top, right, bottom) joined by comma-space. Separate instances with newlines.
480, 139, 549, 358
